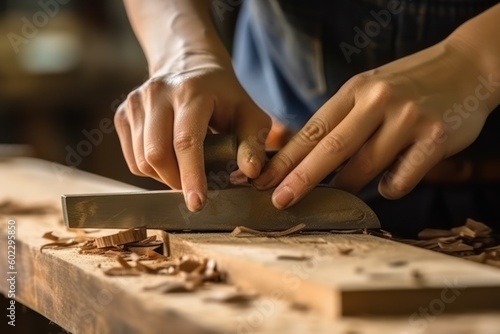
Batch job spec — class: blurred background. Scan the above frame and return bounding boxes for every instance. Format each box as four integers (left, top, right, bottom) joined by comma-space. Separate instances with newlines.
0, 0, 154, 187
0, 0, 240, 190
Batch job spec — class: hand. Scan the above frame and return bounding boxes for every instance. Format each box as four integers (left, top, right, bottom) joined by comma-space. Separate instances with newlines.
253, 40, 499, 209
115, 58, 271, 212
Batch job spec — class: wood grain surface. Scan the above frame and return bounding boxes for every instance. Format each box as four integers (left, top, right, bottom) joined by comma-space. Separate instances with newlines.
0, 158, 499, 334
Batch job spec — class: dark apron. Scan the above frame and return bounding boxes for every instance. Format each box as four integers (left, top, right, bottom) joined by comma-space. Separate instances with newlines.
233, 0, 500, 236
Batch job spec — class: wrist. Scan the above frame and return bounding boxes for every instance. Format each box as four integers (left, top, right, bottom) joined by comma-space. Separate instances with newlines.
149, 46, 233, 77
445, 7, 500, 111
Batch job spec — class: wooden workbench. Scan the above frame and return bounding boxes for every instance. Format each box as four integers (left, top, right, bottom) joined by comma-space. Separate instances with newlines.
1, 158, 499, 334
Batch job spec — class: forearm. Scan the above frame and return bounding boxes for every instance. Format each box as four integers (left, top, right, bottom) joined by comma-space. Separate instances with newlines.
123, 0, 231, 75
447, 3, 500, 108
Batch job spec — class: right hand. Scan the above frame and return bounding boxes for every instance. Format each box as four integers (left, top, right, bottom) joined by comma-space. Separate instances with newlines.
114, 58, 271, 212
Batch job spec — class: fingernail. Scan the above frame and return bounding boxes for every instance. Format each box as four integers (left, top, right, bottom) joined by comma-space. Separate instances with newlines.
187, 191, 204, 212
272, 186, 294, 209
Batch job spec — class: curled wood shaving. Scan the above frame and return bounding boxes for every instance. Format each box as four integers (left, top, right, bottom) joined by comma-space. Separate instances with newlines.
40, 240, 79, 252
42, 231, 59, 241
231, 223, 306, 238
130, 248, 169, 260
95, 226, 148, 248
125, 236, 161, 247
0, 200, 58, 215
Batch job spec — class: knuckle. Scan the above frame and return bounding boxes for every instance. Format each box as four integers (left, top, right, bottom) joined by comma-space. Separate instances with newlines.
319, 133, 346, 155
144, 146, 166, 166
291, 168, 313, 188
368, 81, 396, 105
114, 105, 127, 126
398, 101, 422, 124
429, 121, 448, 144
272, 152, 295, 171
126, 90, 143, 110
137, 159, 155, 176
345, 73, 368, 90
144, 77, 167, 96
296, 119, 329, 146
173, 132, 200, 153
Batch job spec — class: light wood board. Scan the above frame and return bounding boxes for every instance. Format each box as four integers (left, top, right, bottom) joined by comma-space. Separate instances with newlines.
0, 158, 499, 334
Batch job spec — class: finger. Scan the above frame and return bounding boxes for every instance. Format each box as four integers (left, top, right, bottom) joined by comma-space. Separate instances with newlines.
252, 88, 355, 189
229, 169, 250, 185
331, 109, 416, 194
235, 102, 272, 179
143, 101, 181, 189
127, 91, 162, 182
173, 96, 213, 212
272, 104, 383, 209
114, 102, 142, 176
379, 126, 447, 199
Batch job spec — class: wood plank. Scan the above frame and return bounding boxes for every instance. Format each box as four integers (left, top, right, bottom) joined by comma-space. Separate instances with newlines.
1, 158, 500, 333
169, 233, 500, 317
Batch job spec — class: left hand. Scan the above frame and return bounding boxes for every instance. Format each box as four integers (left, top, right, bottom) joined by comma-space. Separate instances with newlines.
252, 39, 499, 209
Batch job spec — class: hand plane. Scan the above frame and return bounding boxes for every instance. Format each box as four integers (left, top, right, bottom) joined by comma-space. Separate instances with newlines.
62, 135, 380, 231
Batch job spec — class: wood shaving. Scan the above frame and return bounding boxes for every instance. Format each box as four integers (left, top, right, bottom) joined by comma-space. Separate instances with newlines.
396, 218, 500, 268
0, 200, 58, 215
338, 248, 354, 255
144, 281, 196, 293
40, 240, 79, 252
95, 226, 148, 248
179, 257, 205, 273
116, 255, 133, 269
42, 231, 59, 241
103, 267, 140, 277
277, 255, 311, 261
231, 223, 306, 238
329, 229, 365, 234
204, 290, 256, 305
41, 230, 94, 251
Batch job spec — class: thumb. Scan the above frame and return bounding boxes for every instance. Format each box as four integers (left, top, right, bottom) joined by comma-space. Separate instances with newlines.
235, 102, 271, 179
